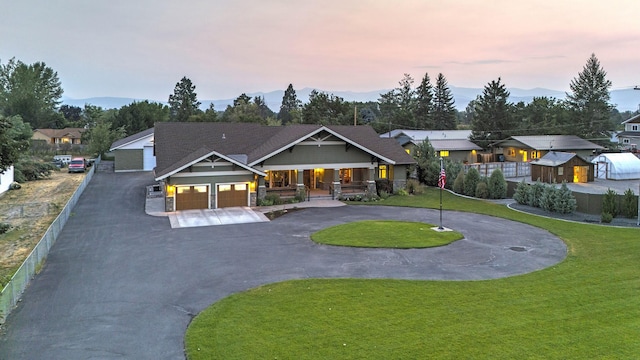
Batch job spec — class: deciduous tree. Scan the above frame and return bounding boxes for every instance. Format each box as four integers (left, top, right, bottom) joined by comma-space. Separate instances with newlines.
113, 101, 169, 135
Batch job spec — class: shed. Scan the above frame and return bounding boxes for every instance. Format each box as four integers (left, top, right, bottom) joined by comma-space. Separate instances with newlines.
530, 152, 594, 184
109, 128, 155, 172
591, 152, 640, 180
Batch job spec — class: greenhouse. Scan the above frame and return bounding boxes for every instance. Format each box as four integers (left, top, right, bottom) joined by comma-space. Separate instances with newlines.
591, 153, 640, 180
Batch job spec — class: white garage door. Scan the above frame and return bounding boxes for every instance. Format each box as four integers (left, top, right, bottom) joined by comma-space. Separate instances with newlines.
143, 146, 156, 171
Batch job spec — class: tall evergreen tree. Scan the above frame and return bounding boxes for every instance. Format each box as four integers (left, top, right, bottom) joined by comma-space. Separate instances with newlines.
414, 72, 434, 129
377, 74, 416, 130
470, 78, 513, 149
168, 76, 201, 122
432, 73, 457, 130
565, 53, 614, 142
277, 84, 301, 125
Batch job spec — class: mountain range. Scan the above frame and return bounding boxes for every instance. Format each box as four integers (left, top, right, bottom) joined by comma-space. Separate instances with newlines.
62, 86, 640, 113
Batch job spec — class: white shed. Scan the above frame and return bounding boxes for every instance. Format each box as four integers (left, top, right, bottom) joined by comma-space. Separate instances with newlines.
591, 153, 640, 180
0, 165, 15, 196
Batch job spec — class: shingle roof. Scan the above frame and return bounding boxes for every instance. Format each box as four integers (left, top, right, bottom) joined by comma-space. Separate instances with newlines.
621, 113, 640, 124
109, 127, 154, 151
493, 135, 604, 150
531, 151, 583, 167
154, 123, 416, 180
429, 139, 482, 151
34, 127, 85, 139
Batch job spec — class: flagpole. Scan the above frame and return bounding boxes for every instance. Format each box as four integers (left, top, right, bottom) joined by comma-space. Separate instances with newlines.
438, 157, 444, 230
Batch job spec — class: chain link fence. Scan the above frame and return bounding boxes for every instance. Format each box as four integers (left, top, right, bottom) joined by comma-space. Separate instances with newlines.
0, 158, 100, 324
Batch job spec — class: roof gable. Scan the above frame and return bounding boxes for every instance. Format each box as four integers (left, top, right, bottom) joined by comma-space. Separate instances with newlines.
493, 135, 604, 150
110, 127, 154, 151
531, 151, 585, 166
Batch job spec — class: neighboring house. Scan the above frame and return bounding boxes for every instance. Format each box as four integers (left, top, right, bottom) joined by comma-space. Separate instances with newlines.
32, 128, 85, 145
530, 151, 594, 184
0, 166, 14, 196
491, 135, 604, 162
380, 129, 481, 163
616, 113, 640, 151
154, 123, 416, 211
109, 128, 156, 172
591, 152, 640, 180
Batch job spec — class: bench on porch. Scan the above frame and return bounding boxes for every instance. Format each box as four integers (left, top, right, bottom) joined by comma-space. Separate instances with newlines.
266, 186, 298, 198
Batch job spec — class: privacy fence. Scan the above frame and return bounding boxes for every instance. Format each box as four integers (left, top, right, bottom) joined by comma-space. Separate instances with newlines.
465, 161, 531, 178
0, 158, 100, 323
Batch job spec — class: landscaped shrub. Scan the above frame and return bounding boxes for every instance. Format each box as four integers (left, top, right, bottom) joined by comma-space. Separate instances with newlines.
621, 188, 638, 219
443, 161, 463, 190
488, 169, 507, 199
375, 179, 393, 196
554, 182, 577, 214
475, 181, 489, 199
539, 185, 557, 212
452, 169, 465, 194
529, 181, 545, 208
395, 188, 409, 196
295, 189, 306, 202
601, 212, 613, 223
405, 179, 422, 194
14, 158, 58, 183
262, 193, 284, 206
463, 167, 480, 197
513, 180, 529, 205
378, 190, 390, 200
602, 188, 618, 218
0, 223, 10, 235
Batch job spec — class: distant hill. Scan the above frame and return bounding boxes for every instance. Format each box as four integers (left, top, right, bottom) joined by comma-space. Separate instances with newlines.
62, 87, 639, 113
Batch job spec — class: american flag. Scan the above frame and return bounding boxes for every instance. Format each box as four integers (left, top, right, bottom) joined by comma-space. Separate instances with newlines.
438, 167, 446, 189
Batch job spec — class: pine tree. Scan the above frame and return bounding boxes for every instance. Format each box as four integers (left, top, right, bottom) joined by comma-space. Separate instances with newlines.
513, 180, 529, 205
414, 73, 433, 129
488, 169, 507, 199
470, 78, 513, 149
463, 167, 480, 197
565, 54, 614, 142
168, 76, 201, 122
554, 182, 577, 214
540, 185, 557, 212
277, 84, 301, 125
432, 73, 456, 130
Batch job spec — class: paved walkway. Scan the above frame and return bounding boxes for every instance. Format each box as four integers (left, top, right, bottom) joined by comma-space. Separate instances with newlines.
0, 172, 567, 359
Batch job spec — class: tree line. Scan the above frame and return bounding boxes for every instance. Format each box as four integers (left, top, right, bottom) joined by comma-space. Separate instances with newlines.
0, 53, 635, 170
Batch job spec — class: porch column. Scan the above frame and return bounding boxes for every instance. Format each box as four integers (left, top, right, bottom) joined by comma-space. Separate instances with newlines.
332, 168, 341, 198
296, 169, 306, 200
367, 167, 377, 194
257, 176, 266, 202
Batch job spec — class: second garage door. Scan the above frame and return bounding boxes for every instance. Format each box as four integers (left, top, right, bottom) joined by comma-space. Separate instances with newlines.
217, 183, 248, 208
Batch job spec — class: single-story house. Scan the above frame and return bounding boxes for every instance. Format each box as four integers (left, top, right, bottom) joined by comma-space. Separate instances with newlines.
591, 152, 640, 180
109, 128, 156, 172
616, 114, 640, 151
530, 152, 594, 184
492, 135, 604, 162
154, 122, 416, 211
32, 128, 85, 145
0, 166, 14, 196
379, 129, 481, 163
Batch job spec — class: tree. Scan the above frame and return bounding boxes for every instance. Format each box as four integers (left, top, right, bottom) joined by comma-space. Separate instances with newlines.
413, 139, 438, 185
0, 58, 64, 129
432, 73, 457, 130
565, 53, 614, 142
59, 104, 83, 126
302, 90, 351, 125
168, 76, 201, 122
463, 167, 480, 197
555, 182, 577, 214
0, 115, 31, 172
220, 94, 270, 124
519, 97, 570, 135
414, 73, 434, 129
377, 74, 416, 130
84, 111, 125, 157
488, 168, 507, 199
470, 78, 514, 149
113, 101, 169, 136
277, 84, 302, 125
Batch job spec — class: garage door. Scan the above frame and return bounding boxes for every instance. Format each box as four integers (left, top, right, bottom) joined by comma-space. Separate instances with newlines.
176, 185, 209, 210
217, 184, 248, 208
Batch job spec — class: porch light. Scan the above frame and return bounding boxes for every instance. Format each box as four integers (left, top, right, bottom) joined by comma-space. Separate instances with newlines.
166, 185, 175, 196
250, 181, 256, 191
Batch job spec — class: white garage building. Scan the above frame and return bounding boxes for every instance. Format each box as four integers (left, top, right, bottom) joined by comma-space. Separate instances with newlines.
109, 128, 156, 172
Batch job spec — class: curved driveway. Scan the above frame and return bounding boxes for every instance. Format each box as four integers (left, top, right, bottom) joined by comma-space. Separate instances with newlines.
0, 172, 566, 359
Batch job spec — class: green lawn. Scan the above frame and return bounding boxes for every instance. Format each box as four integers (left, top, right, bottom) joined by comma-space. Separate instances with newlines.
311, 220, 463, 248
185, 188, 640, 359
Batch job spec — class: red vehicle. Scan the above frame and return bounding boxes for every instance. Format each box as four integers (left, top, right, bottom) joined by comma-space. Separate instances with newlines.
68, 158, 86, 173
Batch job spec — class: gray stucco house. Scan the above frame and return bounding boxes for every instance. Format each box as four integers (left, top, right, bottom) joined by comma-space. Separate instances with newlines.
153, 122, 416, 211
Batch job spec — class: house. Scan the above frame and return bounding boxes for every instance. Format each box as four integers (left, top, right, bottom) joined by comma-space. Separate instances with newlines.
591, 152, 640, 180
530, 152, 594, 184
379, 129, 481, 163
491, 135, 604, 162
0, 166, 14, 196
154, 123, 416, 211
109, 128, 156, 172
616, 113, 640, 152
32, 128, 85, 145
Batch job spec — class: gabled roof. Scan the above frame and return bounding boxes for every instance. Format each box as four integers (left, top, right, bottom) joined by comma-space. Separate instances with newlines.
153, 122, 415, 181
492, 135, 604, 151
109, 127, 154, 151
531, 151, 586, 167
616, 131, 640, 139
429, 139, 482, 151
380, 129, 472, 145
621, 113, 640, 124
34, 127, 84, 139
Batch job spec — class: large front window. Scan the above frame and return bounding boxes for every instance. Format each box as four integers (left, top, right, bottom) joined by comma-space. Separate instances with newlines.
378, 165, 387, 179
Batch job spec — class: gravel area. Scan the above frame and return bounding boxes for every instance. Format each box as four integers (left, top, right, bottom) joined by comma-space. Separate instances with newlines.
508, 202, 640, 227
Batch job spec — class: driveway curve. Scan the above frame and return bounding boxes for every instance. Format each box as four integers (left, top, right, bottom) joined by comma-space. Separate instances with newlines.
0, 172, 566, 359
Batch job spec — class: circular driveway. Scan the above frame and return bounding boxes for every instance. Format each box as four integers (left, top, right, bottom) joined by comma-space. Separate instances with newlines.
0, 172, 566, 359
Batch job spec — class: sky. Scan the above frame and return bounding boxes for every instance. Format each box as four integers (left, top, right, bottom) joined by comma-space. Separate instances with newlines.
2, 0, 639, 101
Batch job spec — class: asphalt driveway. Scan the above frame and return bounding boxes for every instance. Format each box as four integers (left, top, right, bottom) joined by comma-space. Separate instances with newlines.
0, 172, 566, 359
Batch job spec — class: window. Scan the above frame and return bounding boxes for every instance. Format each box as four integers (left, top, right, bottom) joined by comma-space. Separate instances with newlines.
405, 148, 410, 154
508, 149, 516, 157
558, 167, 564, 176
218, 184, 231, 191
379, 165, 387, 179
531, 151, 541, 159
439, 150, 450, 157
632, 125, 638, 131
235, 184, 247, 191
623, 139, 630, 144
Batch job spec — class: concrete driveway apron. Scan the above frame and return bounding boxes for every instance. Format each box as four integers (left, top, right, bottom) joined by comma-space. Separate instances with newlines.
0, 172, 567, 359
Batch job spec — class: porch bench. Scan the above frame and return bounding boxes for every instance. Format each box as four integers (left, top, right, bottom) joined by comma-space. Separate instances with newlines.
266, 187, 298, 198
338, 183, 368, 194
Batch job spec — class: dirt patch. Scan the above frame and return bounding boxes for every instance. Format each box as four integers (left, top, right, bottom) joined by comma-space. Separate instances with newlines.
0, 170, 85, 286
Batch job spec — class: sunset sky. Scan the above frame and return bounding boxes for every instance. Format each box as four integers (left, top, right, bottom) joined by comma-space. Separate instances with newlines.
2, 0, 639, 101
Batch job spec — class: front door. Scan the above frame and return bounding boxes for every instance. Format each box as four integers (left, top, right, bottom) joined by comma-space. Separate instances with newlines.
573, 166, 588, 183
